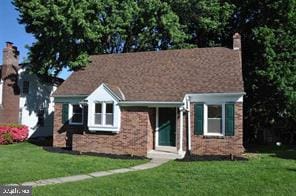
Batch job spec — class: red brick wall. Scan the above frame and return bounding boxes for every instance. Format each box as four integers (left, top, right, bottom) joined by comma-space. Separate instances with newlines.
0, 45, 20, 124
190, 103, 244, 155
53, 103, 86, 148
54, 105, 155, 156
52, 103, 67, 147
53, 102, 243, 156
147, 108, 155, 152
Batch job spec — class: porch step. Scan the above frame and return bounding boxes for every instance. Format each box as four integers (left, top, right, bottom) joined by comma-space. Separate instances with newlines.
155, 146, 177, 153
147, 150, 185, 160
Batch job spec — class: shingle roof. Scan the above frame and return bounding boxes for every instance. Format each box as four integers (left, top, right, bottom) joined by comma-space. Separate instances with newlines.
54, 47, 244, 101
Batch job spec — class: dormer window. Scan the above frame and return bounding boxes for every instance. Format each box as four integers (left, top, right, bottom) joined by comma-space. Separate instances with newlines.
94, 102, 114, 126
95, 103, 102, 125
86, 84, 121, 132
105, 103, 114, 125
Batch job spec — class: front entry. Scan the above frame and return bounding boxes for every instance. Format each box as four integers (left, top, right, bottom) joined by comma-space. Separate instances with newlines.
158, 108, 176, 146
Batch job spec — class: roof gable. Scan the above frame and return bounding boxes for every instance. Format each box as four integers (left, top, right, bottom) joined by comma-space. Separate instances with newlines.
86, 83, 121, 102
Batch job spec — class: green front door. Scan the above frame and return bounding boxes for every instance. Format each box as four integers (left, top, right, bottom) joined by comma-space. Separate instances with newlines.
158, 108, 176, 146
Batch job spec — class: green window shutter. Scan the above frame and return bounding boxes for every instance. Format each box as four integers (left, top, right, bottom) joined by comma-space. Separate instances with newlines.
194, 103, 204, 135
62, 104, 69, 124
225, 103, 235, 136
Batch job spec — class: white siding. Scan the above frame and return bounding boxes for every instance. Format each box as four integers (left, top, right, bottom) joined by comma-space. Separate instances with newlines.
18, 68, 58, 138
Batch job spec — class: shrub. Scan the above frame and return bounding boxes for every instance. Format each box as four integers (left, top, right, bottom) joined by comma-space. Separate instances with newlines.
0, 124, 28, 144
1, 132, 13, 144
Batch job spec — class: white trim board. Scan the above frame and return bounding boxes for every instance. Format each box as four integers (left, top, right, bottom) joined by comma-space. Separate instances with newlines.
187, 92, 244, 103
155, 107, 159, 148
54, 96, 87, 103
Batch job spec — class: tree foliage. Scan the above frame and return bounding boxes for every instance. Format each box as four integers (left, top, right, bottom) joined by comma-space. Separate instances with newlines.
13, 0, 296, 143
13, 0, 189, 76
13, 0, 233, 76
228, 0, 296, 143
167, 0, 234, 47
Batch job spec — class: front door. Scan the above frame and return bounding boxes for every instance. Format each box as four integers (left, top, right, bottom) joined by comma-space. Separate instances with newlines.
158, 108, 176, 146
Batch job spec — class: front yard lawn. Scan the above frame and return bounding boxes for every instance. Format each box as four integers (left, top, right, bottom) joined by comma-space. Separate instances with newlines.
0, 142, 147, 184
34, 146, 296, 196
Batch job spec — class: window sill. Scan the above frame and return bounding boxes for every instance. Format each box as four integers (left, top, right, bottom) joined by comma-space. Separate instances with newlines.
69, 122, 83, 126
88, 125, 119, 133
203, 135, 225, 139
93, 124, 114, 127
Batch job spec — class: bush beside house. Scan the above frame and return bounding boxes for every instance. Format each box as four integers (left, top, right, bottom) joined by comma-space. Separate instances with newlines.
0, 124, 28, 144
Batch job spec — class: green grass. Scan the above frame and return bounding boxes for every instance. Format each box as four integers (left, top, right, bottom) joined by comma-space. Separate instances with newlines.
34, 146, 296, 196
0, 142, 147, 184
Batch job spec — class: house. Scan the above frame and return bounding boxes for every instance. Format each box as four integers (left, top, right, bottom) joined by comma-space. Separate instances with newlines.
0, 42, 63, 138
53, 33, 244, 158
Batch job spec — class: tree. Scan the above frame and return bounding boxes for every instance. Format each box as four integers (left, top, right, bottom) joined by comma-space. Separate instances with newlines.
13, 0, 234, 77
228, 0, 296, 143
167, 0, 235, 47
13, 0, 187, 77
14, 0, 296, 143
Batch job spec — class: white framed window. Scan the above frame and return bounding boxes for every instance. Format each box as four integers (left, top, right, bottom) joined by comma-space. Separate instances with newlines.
94, 103, 102, 125
69, 104, 83, 125
105, 103, 114, 125
94, 102, 114, 126
204, 103, 225, 136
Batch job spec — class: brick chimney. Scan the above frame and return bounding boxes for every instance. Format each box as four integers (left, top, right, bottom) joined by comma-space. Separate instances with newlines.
0, 42, 20, 123
233, 33, 241, 50
3, 42, 19, 66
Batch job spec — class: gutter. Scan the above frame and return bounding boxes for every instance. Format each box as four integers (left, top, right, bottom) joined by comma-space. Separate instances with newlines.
52, 94, 88, 98
185, 92, 246, 96
118, 101, 183, 107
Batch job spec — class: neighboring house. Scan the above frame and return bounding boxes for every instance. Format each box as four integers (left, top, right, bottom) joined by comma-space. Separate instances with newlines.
0, 42, 63, 138
53, 33, 244, 158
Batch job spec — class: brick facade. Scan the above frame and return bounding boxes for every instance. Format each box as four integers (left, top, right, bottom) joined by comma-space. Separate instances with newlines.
0, 43, 20, 124
147, 108, 155, 152
53, 103, 243, 156
53, 103, 86, 148
190, 103, 244, 155
53, 105, 155, 156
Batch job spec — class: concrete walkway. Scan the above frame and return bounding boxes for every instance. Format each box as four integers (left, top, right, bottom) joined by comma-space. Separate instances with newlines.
9, 158, 169, 187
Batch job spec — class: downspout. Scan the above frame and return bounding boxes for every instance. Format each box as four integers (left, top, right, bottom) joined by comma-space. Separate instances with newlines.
186, 96, 191, 152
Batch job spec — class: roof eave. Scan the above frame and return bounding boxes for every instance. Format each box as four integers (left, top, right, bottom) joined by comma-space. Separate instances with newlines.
53, 94, 89, 98
118, 101, 184, 107
186, 92, 246, 96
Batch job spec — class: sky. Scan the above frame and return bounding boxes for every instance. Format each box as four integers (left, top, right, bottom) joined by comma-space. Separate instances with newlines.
0, 0, 71, 79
